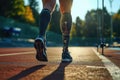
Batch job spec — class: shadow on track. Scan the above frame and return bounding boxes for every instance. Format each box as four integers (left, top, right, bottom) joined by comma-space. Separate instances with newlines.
42, 62, 71, 80
8, 65, 46, 80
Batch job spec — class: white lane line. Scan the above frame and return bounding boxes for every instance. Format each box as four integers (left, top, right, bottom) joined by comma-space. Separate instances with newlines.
0, 51, 34, 57
92, 48, 120, 80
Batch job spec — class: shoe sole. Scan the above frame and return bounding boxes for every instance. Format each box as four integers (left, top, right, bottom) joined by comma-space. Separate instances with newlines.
34, 39, 48, 61
62, 59, 72, 62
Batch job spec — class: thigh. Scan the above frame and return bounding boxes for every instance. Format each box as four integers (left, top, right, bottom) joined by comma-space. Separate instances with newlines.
59, 0, 73, 13
42, 0, 56, 12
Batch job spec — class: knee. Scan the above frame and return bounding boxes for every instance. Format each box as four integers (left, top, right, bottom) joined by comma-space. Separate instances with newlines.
42, 0, 56, 13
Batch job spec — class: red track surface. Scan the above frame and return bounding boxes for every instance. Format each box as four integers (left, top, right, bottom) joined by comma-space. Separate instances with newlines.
0, 47, 119, 80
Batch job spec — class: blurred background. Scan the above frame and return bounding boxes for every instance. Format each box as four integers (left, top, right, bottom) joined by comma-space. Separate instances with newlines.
0, 0, 120, 47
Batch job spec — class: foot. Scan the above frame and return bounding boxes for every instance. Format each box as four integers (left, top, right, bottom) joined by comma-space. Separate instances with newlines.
62, 51, 72, 62
34, 37, 48, 61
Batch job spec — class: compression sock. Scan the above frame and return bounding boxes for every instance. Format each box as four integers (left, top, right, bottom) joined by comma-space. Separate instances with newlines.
39, 9, 51, 37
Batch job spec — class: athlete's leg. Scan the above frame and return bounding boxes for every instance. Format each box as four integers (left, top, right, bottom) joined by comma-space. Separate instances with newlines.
59, 0, 73, 14
59, 0, 73, 62
34, 0, 56, 61
59, 0, 73, 52
39, 0, 56, 37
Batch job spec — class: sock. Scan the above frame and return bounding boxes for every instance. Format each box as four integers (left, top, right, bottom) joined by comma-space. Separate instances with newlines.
39, 9, 51, 37
60, 13, 72, 52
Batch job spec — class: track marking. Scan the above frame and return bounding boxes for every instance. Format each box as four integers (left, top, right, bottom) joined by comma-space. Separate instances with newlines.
0, 51, 34, 57
92, 48, 120, 80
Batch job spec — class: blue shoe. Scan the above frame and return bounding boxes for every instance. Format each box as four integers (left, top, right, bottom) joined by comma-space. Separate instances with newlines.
62, 51, 72, 62
34, 37, 48, 61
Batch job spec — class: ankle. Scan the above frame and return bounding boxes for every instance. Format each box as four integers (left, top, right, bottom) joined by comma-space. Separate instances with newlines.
63, 48, 69, 52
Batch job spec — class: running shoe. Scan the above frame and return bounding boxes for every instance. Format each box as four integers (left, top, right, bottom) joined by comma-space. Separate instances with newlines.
62, 51, 72, 62
34, 37, 48, 61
